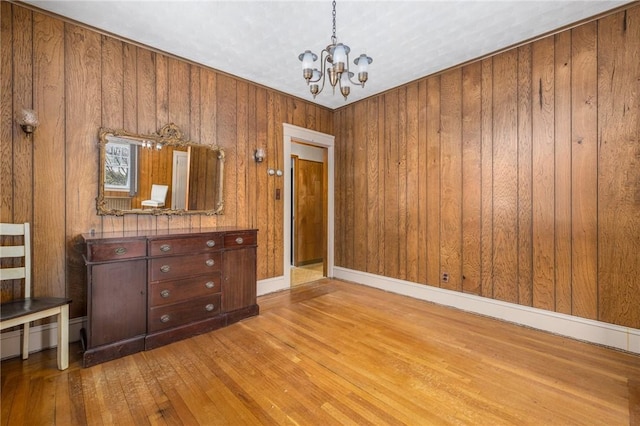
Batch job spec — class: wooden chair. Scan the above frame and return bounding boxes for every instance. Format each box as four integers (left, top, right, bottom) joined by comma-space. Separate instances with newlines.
0, 223, 71, 370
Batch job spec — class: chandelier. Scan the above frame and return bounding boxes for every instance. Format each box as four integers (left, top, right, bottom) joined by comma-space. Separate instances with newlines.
298, 0, 373, 100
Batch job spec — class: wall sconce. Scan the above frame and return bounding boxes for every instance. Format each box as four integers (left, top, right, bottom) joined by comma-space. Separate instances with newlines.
254, 148, 265, 163
17, 108, 39, 135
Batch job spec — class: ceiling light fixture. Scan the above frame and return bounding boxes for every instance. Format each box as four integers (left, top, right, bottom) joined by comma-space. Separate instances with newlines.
298, 0, 372, 101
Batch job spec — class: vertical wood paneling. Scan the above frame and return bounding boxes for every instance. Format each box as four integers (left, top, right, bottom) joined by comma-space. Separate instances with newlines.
554, 31, 573, 314
254, 87, 268, 279
353, 101, 367, 273
440, 69, 462, 291
1, 3, 20, 301
366, 98, 380, 275
65, 23, 101, 316
417, 81, 428, 285
384, 90, 399, 278
10, 6, 33, 228
154, 54, 170, 232
100, 36, 125, 235
376, 96, 386, 276
0, 2, 14, 226
122, 44, 139, 232
517, 45, 533, 306
491, 50, 519, 303
425, 77, 441, 286
480, 59, 494, 299
236, 80, 249, 228
216, 74, 237, 228
397, 88, 408, 280
33, 13, 65, 297
265, 91, 277, 276
101, 36, 123, 130
166, 58, 191, 230
461, 63, 482, 295
597, 7, 640, 328
272, 93, 285, 277
199, 68, 217, 229
571, 22, 598, 320
405, 83, 420, 283
135, 48, 156, 232
342, 105, 354, 269
531, 37, 556, 310
333, 111, 343, 268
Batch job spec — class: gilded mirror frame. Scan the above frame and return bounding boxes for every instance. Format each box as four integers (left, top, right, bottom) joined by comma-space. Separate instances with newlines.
97, 123, 225, 216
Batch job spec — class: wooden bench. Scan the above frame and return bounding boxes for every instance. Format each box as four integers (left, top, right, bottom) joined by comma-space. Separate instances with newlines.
0, 223, 71, 370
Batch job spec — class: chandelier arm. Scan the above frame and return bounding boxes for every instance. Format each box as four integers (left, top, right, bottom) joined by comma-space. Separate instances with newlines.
318, 53, 331, 93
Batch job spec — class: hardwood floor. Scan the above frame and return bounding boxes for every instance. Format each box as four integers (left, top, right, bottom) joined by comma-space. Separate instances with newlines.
2, 279, 639, 425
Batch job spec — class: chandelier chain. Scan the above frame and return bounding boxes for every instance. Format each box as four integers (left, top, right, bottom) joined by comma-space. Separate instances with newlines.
331, 0, 337, 45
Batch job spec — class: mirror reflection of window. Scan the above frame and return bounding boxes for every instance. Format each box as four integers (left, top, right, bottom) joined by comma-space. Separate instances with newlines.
104, 142, 131, 191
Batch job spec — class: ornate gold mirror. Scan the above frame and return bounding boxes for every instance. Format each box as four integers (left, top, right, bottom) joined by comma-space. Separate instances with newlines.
97, 123, 224, 216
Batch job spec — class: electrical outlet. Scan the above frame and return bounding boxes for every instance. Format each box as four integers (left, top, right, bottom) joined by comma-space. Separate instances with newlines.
442, 272, 449, 283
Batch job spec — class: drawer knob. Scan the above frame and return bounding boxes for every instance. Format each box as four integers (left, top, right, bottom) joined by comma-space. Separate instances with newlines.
206, 259, 215, 267
205, 303, 215, 312
235, 237, 244, 245
160, 289, 170, 298
160, 244, 171, 252
114, 247, 127, 255
205, 281, 215, 289
160, 314, 170, 323
160, 265, 171, 273
206, 240, 216, 248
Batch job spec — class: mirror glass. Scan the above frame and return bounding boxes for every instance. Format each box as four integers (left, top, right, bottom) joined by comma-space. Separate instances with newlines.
97, 123, 224, 215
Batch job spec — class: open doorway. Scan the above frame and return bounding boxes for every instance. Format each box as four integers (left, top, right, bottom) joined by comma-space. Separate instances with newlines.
291, 143, 327, 285
281, 123, 334, 291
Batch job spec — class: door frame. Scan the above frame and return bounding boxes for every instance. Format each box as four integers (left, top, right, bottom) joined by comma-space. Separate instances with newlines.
172, 151, 188, 209
283, 123, 334, 288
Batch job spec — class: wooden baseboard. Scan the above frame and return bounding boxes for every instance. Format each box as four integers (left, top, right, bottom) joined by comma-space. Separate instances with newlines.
0, 317, 85, 360
333, 267, 640, 354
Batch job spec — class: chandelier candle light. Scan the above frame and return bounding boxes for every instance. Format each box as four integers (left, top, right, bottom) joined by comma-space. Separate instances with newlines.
298, 0, 372, 100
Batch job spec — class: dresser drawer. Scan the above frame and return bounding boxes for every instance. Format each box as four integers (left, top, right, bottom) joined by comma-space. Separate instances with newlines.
223, 231, 256, 248
149, 235, 223, 256
148, 294, 221, 333
149, 274, 221, 307
149, 252, 221, 281
86, 239, 146, 262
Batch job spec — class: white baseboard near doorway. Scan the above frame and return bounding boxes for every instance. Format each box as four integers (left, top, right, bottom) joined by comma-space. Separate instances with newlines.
1, 317, 85, 360
258, 276, 288, 296
334, 267, 640, 354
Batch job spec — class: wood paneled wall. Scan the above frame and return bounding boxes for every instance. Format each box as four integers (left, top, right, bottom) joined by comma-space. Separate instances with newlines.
334, 4, 640, 329
0, 2, 332, 317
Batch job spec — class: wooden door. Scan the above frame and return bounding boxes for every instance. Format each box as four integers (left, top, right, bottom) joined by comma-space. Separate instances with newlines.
294, 158, 324, 266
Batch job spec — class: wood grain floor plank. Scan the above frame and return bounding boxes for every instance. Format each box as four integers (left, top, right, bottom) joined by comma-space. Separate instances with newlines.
2, 279, 639, 425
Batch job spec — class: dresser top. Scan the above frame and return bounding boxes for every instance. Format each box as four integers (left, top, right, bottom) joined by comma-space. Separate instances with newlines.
82, 226, 257, 242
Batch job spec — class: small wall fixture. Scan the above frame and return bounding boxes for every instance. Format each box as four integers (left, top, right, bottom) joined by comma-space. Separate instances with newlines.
254, 148, 265, 163
17, 108, 39, 135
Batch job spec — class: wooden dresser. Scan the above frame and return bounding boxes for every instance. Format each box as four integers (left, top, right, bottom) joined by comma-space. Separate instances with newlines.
81, 227, 258, 367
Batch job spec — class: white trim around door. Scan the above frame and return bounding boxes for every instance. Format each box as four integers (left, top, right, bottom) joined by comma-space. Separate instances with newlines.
257, 123, 335, 296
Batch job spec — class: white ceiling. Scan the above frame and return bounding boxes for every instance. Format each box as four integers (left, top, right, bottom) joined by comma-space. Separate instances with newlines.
25, 0, 632, 110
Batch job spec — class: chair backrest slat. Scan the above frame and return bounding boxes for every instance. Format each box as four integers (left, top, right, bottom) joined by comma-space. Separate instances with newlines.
0, 222, 32, 299
0, 266, 26, 281
0, 245, 25, 258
